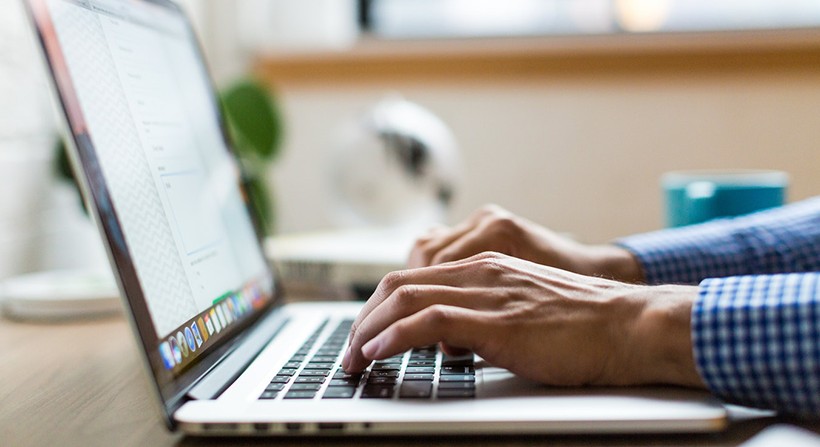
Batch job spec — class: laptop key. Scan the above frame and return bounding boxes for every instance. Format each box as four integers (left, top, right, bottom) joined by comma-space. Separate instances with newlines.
298, 370, 330, 377
399, 381, 432, 399
333, 371, 361, 380
304, 362, 335, 370
437, 389, 475, 399
369, 370, 399, 378
402, 373, 434, 381
322, 386, 356, 399
371, 364, 401, 371
290, 383, 322, 391
283, 361, 302, 369
265, 383, 286, 391
439, 374, 475, 382
438, 381, 475, 390
269, 375, 291, 383
405, 367, 435, 374
259, 390, 279, 399
329, 378, 359, 387
366, 376, 398, 385
294, 376, 325, 384
441, 366, 474, 375
376, 358, 404, 365
284, 390, 317, 399
310, 356, 338, 363
277, 368, 298, 376
407, 360, 435, 367
361, 385, 395, 399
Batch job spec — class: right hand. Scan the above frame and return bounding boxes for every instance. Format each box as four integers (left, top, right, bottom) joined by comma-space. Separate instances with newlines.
345, 252, 704, 389
408, 204, 644, 283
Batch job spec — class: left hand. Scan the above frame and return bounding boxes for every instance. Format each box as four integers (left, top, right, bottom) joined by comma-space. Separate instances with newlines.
343, 252, 705, 388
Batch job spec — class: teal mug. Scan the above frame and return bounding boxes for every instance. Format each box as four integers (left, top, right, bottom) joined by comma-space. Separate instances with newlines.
662, 170, 788, 227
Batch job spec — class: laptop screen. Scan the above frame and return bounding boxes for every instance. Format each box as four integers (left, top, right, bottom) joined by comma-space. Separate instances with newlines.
27, 0, 278, 405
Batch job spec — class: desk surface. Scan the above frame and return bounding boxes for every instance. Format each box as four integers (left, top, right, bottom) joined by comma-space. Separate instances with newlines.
1, 314, 818, 447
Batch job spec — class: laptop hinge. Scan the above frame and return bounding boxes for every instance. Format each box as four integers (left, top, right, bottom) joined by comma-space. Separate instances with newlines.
187, 311, 290, 400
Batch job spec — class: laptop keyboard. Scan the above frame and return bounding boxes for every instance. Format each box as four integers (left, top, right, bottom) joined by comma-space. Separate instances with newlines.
258, 319, 476, 401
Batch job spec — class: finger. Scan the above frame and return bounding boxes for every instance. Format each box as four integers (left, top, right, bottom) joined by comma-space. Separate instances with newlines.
440, 343, 471, 357
346, 285, 499, 372
429, 218, 507, 266
348, 253, 507, 347
358, 305, 490, 367
408, 205, 502, 268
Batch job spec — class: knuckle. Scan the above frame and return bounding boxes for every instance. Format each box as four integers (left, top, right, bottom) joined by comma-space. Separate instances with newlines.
487, 215, 521, 236
380, 269, 407, 291
479, 254, 509, 276
424, 304, 453, 325
392, 284, 420, 307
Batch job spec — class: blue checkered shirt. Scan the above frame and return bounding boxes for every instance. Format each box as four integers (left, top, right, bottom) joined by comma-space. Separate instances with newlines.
618, 196, 820, 417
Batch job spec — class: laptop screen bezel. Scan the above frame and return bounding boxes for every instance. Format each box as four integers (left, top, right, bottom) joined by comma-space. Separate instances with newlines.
24, 0, 285, 428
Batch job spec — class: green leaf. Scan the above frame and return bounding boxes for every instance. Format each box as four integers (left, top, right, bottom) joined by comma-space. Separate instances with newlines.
221, 79, 283, 161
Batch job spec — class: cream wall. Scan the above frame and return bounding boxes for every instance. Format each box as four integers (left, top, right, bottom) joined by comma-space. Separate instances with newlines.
269, 70, 820, 243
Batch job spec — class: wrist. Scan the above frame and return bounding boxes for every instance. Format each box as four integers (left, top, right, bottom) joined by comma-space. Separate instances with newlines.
625, 285, 706, 388
582, 245, 645, 283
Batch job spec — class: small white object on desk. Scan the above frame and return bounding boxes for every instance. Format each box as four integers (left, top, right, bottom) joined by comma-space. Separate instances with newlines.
0, 269, 120, 321
266, 227, 417, 300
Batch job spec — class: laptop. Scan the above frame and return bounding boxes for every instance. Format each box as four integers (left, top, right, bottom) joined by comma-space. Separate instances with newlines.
25, 0, 728, 436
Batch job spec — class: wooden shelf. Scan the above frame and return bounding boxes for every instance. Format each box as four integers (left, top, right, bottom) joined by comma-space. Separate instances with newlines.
254, 29, 820, 86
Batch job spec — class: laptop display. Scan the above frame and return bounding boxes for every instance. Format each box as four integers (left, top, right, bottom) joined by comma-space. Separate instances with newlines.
26, 0, 278, 414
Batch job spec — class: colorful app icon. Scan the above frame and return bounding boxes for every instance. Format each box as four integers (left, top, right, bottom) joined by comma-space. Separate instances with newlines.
203, 313, 214, 336
222, 302, 233, 324
197, 318, 209, 342
185, 327, 197, 353
169, 335, 182, 364
177, 331, 189, 358
233, 295, 244, 316
216, 304, 227, 327
159, 341, 175, 370
226, 298, 236, 319
211, 308, 221, 333
191, 322, 204, 348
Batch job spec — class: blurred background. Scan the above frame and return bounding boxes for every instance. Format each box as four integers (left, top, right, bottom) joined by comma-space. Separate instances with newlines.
2, 0, 820, 281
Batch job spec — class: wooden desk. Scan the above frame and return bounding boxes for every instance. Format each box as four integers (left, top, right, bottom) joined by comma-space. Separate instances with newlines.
1, 314, 818, 447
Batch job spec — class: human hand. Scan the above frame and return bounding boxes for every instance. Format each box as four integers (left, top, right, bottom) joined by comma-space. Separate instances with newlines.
343, 252, 705, 388
409, 204, 645, 283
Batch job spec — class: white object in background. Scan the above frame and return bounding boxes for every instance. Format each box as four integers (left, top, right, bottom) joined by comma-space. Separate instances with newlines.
237, 0, 359, 53
0, 140, 53, 279
31, 181, 111, 272
265, 227, 417, 300
328, 96, 461, 230
739, 424, 820, 447
0, 268, 120, 321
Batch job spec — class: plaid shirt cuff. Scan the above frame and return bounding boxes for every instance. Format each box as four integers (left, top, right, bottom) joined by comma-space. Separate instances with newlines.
616, 197, 820, 285
692, 273, 820, 417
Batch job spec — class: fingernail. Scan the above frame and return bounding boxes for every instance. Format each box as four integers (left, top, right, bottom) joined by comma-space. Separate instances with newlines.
361, 338, 381, 359
342, 346, 351, 370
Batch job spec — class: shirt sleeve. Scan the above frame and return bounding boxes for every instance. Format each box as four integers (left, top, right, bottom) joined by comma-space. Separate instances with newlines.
616, 196, 820, 285
692, 273, 820, 417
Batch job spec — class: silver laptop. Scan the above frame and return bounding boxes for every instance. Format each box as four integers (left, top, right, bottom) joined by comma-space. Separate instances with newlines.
25, 0, 727, 436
